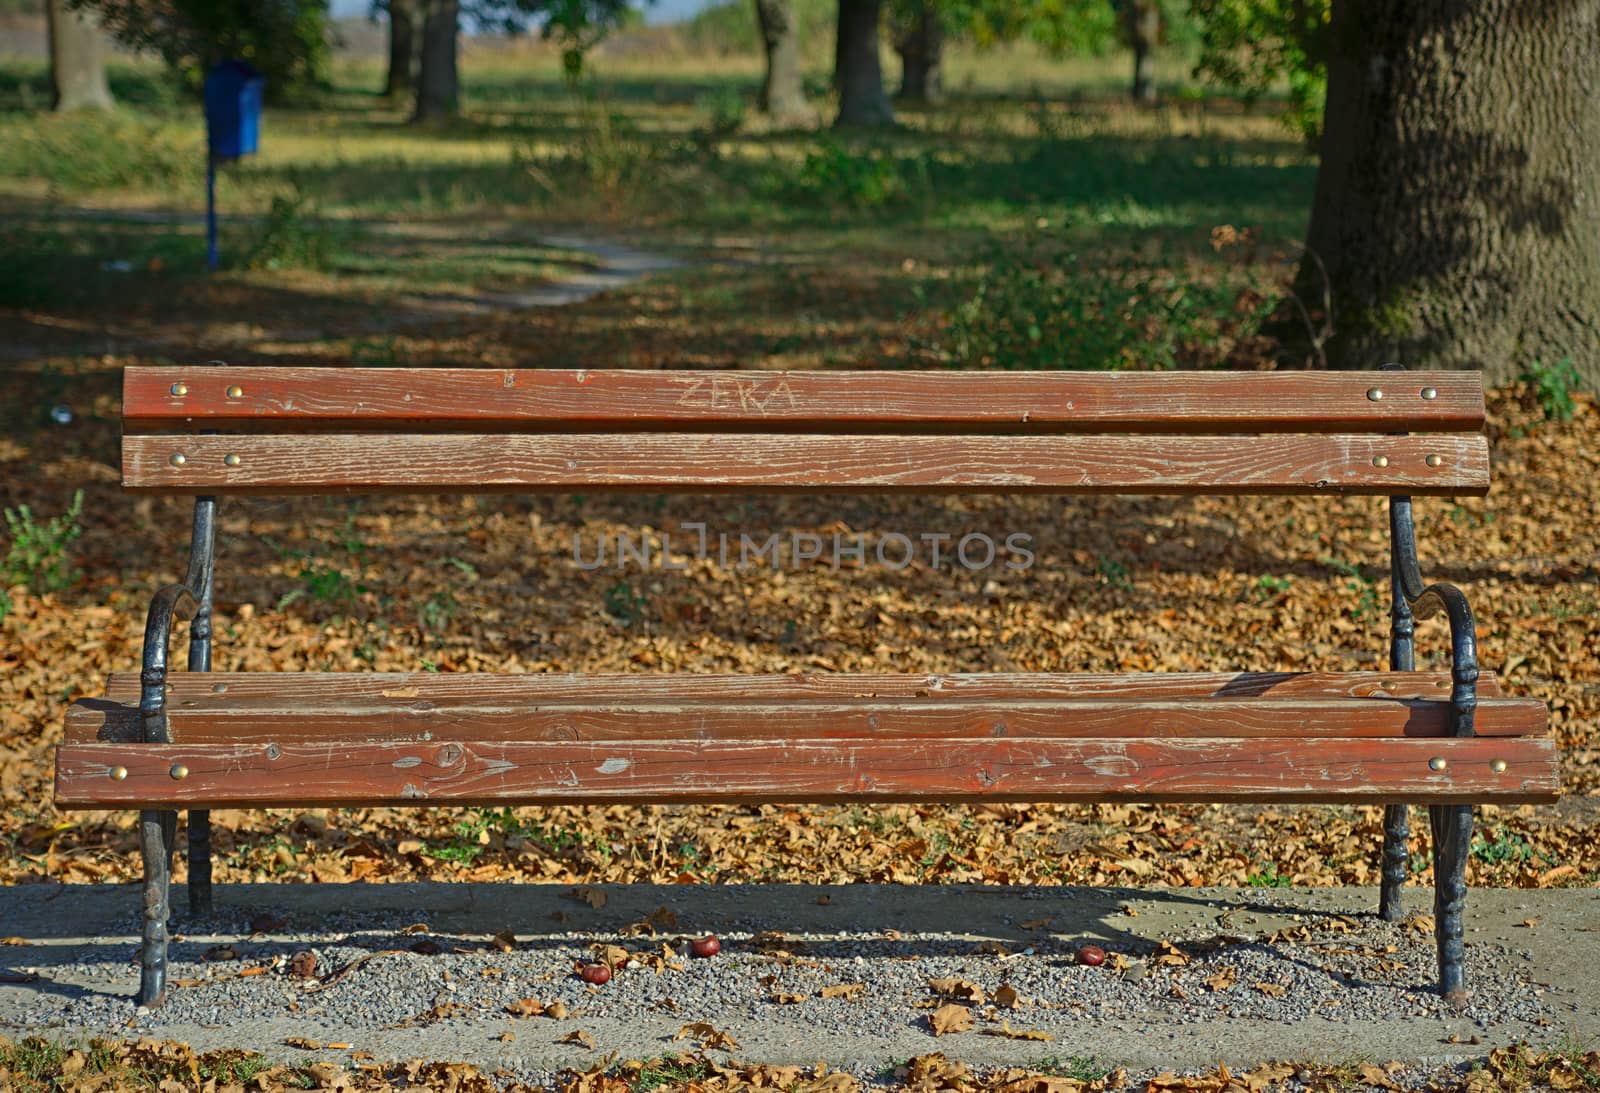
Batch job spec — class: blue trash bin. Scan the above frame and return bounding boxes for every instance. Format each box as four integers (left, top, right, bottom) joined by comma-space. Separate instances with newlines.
204, 60, 264, 161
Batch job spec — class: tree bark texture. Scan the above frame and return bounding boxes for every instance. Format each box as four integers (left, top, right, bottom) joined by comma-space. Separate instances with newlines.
1122, 0, 1161, 104
48, 0, 114, 112
834, 0, 894, 127
411, 0, 459, 123
893, 1, 942, 103
754, 0, 808, 120
1303, 0, 1600, 387
385, 0, 419, 99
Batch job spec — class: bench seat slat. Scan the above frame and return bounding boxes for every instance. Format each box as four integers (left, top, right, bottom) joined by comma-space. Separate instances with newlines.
123, 433, 1490, 495
125, 367, 1486, 434
68, 695, 1546, 746
93, 669, 1507, 705
55, 736, 1560, 809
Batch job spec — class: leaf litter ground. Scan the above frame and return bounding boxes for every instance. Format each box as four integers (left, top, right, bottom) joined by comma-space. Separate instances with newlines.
2, 325, 1598, 1092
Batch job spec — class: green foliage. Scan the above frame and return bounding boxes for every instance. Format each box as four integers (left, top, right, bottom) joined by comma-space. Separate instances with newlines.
1246, 862, 1292, 887
767, 138, 930, 211
631, 1055, 718, 1092
1187, 0, 1330, 143
1096, 554, 1132, 591
2, 490, 86, 622
1519, 357, 1581, 424
943, 0, 1121, 56
695, 85, 746, 142
516, 92, 661, 206
78, 0, 332, 102
1254, 574, 1291, 599
0, 112, 197, 192
604, 579, 650, 627
682, 0, 835, 55
243, 190, 336, 272
1320, 556, 1379, 622
945, 253, 1275, 371
1470, 825, 1550, 867
1033, 1057, 1113, 1083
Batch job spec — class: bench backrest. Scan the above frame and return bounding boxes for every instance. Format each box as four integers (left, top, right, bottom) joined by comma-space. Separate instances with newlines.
123, 366, 1489, 497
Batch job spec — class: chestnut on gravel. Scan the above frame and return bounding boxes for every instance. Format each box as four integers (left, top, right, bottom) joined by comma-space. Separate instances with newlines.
577, 963, 611, 985
689, 935, 721, 958
1076, 944, 1106, 967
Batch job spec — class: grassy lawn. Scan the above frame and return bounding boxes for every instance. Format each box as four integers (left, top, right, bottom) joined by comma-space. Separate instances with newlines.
0, 39, 1315, 373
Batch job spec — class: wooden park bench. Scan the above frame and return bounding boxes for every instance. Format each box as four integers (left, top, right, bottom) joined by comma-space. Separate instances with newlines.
55, 364, 1556, 1009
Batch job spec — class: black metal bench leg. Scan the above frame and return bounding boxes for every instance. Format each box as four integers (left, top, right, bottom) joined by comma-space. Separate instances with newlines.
137, 808, 176, 1008
1430, 802, 1473, 1005
188, 812, 213, 915
1379, 803, 1409, 920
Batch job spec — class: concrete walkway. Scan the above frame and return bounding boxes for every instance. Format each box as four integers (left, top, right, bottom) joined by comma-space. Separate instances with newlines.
1, 882, 1594, 1074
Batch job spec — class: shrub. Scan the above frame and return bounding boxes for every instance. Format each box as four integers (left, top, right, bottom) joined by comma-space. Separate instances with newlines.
0, 113, 198, 193
768, 139, 929, 211
244, 191, 335, 272
944, 255, 1275, 371
1, 490, 85, 621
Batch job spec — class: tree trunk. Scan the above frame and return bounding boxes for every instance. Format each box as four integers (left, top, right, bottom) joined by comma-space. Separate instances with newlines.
755, 0, 809, 121
893, 1, 942, 103
1122, 0, 1161, 104
834, 0, 893, 127
1301, 0, 1600, 388
48, 0, 114, 112
385, 0, 419, 100
411, 0, 459, 123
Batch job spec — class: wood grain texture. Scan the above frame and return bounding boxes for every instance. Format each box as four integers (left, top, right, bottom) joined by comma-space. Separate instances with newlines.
67, 680, 1543, 746
67, 696, 1549, 745
55, 736, 1560, 809
123, 432, 1490, 496
124, 367, 1486, 434
90, 669, 1507, 707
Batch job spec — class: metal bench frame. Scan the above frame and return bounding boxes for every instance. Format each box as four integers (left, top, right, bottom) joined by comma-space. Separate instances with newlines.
54, 363, 1555, 1008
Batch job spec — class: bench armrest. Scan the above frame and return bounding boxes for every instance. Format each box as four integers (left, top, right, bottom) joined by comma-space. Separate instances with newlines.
1390, 496, 1478, 737
138, 498, 216, 745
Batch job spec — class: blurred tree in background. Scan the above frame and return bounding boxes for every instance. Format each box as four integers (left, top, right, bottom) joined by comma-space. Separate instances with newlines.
75, 0, 333, 102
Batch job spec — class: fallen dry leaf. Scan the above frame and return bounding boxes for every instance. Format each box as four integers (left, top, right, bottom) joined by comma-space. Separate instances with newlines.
675, 1021, 739, 1050
927, 977, 985, 1004
821, 982, 866, 1000
568, 886, 608, 909
560, 1029, 598, 1049
1152, 941, 1190, 967
979, 1020, 1053, 1042
927, 1003, 973, 1036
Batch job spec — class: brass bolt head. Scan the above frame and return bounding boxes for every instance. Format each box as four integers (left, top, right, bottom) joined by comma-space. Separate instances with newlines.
170, 382, 189, 397
1421, 387, 1438, 400
169, 764, 189, 780
224, 453, 241, 467
1372, 455, 1390, 468
1490, 758, 1508, 773
1367, 388, 1384, 401
169, 452, 187, 467
110, 766, 128, 781
1426, 454, 1443, 467
226, 385, 244, 399
1428, 756, 1448, 772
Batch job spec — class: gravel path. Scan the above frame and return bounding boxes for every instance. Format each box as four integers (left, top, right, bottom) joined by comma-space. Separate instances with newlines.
4, 883, 1591, 1085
